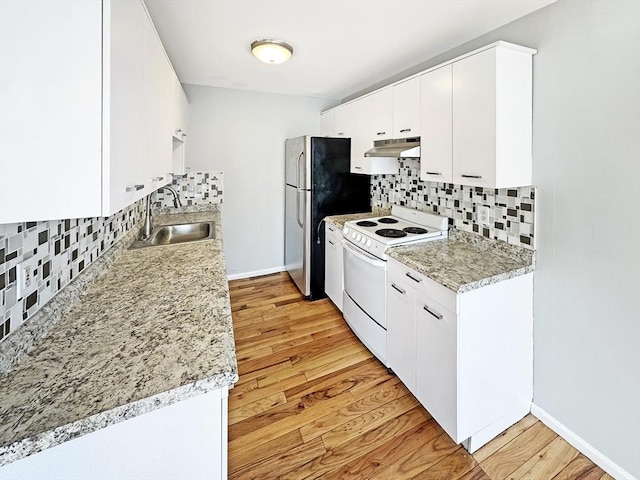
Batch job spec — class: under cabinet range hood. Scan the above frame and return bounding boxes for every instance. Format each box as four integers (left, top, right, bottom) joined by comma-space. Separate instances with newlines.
364, 137, 421, 159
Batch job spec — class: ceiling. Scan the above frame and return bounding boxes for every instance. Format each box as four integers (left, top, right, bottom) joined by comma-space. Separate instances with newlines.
145, 0, 554, 101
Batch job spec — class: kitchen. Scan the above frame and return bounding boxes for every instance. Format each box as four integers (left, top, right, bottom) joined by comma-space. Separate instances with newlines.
0, 0, 639, 479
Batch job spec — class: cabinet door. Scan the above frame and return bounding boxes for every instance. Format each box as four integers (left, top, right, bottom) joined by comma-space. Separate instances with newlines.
144, 19, 173, 190
368, 89, 393, 141
320, 110, 335, 137
415, 291, 459, 442
420, 66, 453, 183
347, 98, 372, 174
393, 77, 420, 138
324, 223, 344, 311
0, 0, 102, 223
452, 49, 496, 187
387, 271, 417, 394
105, 0, 147, 215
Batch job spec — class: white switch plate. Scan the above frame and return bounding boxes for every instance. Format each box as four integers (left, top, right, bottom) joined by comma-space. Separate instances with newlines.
16, 263, 32, 299
478, 206, 490, 226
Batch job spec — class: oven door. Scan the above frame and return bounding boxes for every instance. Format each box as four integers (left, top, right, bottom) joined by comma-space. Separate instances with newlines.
343, 240, 387, 328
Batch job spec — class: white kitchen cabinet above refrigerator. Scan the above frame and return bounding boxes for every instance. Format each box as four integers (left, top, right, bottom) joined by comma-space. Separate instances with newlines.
0, 0, 189, 223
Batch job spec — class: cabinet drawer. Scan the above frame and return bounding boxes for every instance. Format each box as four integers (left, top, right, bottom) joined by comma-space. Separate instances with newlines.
388, 257, 456, 311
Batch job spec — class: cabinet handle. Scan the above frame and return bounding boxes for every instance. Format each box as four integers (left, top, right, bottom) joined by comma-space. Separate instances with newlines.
425, 171, 442, 176
153, 176, 164, 181
337, 132, 345, 136
461, 174, 483, 179
400, 128, 411, 133
328, 240, 335, 246
182, 133, 187, 137
354, 166, 363, 170
126, 184, 144, 192
176, 129, 182, 133
376, 131, 386, 136
328, 226, 335, 232
405, 272, 422, 283
423, 304, 443, 320
391, 283, 406, 295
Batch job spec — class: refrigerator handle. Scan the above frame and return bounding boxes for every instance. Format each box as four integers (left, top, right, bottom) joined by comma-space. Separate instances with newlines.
296, 189, 304, 228
296, 151, 304, 189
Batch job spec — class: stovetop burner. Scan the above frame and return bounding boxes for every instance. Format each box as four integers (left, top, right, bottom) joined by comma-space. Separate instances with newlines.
378, 217, 399, 224
356, 220, 378, 227
376, 228, 407, 238
403, 226, 428, 234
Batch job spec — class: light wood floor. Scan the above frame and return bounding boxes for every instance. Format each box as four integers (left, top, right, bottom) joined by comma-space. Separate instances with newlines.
228, 272, 609, 480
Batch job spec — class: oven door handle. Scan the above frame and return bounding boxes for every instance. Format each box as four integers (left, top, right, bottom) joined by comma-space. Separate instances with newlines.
342, 240, 386, 267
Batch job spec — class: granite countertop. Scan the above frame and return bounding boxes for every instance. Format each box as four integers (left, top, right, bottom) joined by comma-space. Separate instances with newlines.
324, 207, 391, 229
0, 205, 238, 466
388, 229, 535, 293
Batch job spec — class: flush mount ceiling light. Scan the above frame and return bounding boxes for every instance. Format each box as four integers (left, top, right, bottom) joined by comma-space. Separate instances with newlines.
250, 39, 293, 64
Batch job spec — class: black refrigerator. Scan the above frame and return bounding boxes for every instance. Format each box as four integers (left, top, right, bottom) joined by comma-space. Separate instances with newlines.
285, 136, 370, 300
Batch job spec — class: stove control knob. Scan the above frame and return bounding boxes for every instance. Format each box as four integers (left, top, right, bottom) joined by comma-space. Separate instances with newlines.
360, 237, 366, 244
366, 239, 372, 247
355, 234, 362, 241
351, 232, 357, 240
343, 227, 349, 236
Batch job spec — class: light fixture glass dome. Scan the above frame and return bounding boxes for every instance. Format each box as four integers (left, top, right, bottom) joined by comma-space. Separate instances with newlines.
251, 40, 293, 64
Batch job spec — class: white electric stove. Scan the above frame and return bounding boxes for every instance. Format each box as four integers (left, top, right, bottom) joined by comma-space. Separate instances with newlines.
340, 205, 449, 367
342, 205, 449, 260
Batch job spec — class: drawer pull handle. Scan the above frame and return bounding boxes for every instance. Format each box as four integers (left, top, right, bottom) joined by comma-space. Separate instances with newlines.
461, 174, 482, 179
328, 227, 335, 232
400, 128, 411, 133
423, 305, 443, 320
376, 131, 386, 136
337, 132, 345, 136
126, 184, 144, 192
425, 171, 442, 176
152, 176, 164, 181
405, 272, 422, 283
391, 283, 406, 295
328, 240, 335, 246
354, 166, 362, 170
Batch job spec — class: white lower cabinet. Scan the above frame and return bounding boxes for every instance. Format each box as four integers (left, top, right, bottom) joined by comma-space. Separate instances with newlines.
386, 269, 417, 395
324, 223, 344, 311
386, 256, 533, 451
0, 387, 229, 480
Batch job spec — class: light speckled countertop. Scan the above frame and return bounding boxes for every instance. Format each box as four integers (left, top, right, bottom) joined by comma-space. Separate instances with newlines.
324, 208, 391, 229
0, 205, 238, 466
388, 229, 534, 293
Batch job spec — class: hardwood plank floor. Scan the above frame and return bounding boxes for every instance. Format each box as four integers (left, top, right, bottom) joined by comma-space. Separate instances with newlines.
228, 272, 605, 480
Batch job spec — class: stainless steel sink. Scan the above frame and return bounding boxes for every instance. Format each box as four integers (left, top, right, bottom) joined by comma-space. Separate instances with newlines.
129, 221, 216, 249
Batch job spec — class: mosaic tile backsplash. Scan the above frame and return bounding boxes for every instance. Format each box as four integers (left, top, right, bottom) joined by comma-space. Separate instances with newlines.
0, 171, 224, 344
0, 200, 145, 343
154, 171, 223, 208
371, 158, 535, 249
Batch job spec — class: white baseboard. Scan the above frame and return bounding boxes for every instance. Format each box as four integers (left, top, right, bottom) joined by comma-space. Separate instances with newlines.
227, 266, 286, 281
531, 403, 637, 480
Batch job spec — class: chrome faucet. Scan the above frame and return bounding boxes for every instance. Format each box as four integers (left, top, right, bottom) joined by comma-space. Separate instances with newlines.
143, 194, 153, 239
164, 186, 183, 208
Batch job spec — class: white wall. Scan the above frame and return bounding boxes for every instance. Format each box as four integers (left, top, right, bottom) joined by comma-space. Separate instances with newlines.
362, 1, 640, 476
183, 85, 334, 277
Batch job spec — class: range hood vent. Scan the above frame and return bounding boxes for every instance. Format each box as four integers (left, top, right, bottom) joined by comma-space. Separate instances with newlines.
364, 137, 420, 159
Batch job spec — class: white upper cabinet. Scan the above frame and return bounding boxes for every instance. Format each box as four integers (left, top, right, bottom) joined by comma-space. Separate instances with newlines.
392, 77, 421, 139
0, 0, 188, 223
320, 109, 335, 137
420, 65, 453, 183
0, 0, 103, 223
368, 88, 393, 141
171, 76, 189, 175
452, 46, 534, 188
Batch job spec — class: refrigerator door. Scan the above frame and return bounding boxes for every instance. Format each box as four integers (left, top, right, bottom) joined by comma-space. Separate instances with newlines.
285, 184, 311, 295
285, 136, 309, 189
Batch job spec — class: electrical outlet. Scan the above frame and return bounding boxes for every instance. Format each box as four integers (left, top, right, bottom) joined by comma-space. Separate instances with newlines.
478, 206, 490, 226
16, 263, 32, 299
